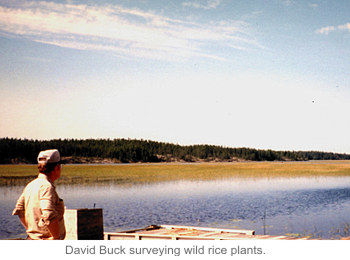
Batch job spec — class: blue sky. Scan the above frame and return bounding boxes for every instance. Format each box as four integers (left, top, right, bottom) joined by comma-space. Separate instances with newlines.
1, 0, 350, 153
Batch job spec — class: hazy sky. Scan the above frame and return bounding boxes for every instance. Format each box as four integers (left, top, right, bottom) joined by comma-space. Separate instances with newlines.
1, 0, 350, 153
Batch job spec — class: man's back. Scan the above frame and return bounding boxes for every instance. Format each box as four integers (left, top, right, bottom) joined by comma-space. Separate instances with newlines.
13, 173, 65, 239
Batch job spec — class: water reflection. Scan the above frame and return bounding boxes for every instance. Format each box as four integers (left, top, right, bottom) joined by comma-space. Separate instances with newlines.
2, 176, 350, 239
57, 176, 350, 198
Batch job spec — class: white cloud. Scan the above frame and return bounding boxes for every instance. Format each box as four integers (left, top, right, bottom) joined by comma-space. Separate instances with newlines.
281, 0, 295, 6
0, 1, 259, 61
316, 25, 336, 35
182, 0, 222, 10
316, 22, 350, 35
309, 3, 318, 8
338, 23, 350, 32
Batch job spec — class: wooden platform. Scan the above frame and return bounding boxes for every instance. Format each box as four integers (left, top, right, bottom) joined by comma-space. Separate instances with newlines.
104, 225, 309, 240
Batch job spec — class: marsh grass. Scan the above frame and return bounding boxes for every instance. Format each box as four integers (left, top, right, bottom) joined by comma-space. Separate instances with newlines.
1, 161, 350, 186
285, 222, 350, 239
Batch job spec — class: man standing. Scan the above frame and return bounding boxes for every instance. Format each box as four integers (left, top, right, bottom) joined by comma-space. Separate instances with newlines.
12, 149, 66, 240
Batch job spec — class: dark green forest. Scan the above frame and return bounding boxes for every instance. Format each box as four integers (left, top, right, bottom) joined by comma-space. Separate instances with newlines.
1, 137, 350, 164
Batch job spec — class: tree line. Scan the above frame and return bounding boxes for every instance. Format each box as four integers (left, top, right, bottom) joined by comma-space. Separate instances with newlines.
1, 137, 350, 164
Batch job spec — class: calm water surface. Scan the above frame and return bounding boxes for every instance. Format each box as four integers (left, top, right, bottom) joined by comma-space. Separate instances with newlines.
1, 176, 350, 239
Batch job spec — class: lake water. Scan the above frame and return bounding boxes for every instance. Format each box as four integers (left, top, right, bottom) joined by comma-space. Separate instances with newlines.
2, 176, 350, 239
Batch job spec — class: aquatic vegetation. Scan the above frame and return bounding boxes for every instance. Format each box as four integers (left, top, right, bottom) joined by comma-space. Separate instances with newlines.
1, 161, 350, 186
330, 223, 350, 239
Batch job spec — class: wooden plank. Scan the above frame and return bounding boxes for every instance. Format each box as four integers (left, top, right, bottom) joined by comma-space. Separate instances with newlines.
104, 225, 312, 240
160, 225, 255, 235
105, 231, 251, 240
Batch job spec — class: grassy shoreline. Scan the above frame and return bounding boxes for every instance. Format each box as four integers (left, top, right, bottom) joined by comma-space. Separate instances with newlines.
1, 160, 350, 186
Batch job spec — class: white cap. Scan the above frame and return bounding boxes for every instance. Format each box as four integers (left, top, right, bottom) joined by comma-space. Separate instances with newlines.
37, 149, 61, 164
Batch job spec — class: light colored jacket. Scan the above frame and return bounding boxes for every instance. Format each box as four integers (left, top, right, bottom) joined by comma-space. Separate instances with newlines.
13, 173, 66, 240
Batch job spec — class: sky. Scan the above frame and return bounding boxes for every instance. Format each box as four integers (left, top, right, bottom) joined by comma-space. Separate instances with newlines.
0, 0, 350, 153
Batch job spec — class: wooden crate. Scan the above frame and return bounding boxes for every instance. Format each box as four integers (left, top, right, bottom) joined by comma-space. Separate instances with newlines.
64, 208, 103, 240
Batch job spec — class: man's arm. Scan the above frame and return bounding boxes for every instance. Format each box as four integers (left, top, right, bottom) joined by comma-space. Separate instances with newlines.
13, 193, 27, 229
18, 215, 28, 229
40, 185, 61, 239
47, 218, 60, 240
